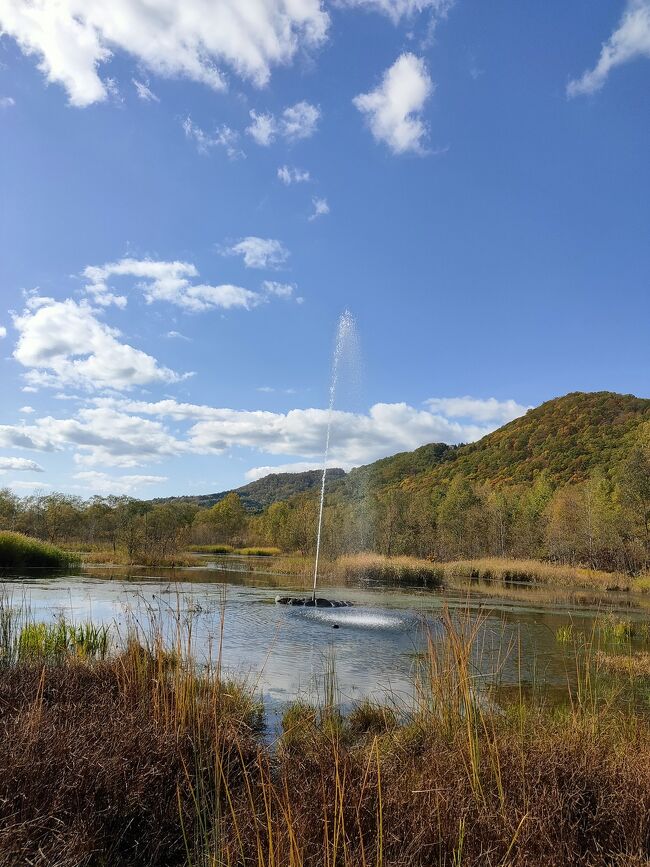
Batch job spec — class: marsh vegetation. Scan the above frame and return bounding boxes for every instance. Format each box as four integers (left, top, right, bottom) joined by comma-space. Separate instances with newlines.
1, 600, 650, 866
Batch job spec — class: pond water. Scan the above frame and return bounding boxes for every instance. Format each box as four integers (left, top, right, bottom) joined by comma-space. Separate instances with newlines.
2, 560, 649, 719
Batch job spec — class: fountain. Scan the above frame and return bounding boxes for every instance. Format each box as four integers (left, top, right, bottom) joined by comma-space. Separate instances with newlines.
276, 310, 356, 609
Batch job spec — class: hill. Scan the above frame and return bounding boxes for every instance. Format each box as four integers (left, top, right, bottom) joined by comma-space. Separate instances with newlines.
153, 467, 346, 512
337, 391, 650, 499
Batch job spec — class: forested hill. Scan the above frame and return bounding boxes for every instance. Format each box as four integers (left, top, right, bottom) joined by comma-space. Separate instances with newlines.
338, 391, 650, 498
152, 468, 346, 512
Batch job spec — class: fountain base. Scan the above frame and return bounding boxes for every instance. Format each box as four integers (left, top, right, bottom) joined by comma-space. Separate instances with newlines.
275, 596, 352, 608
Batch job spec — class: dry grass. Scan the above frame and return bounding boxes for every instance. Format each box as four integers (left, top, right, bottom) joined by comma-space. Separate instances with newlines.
595, 651, 650, 677
76, 547, 203, 568
441, 557, 636, 592
1, 603, 650, 865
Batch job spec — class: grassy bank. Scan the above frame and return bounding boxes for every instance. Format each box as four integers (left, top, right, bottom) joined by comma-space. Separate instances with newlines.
190, 544, 282, 556
0, 531, 79, 569
71, 546, 203, 568
1, 605, 650, 865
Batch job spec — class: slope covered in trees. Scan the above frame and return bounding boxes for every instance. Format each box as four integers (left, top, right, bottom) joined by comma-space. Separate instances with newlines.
153, 468, 346, 512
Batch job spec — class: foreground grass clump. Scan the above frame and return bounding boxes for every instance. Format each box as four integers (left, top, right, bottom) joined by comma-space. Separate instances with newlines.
0, 531, 78, 569
2, 608, 650, 865
338, 553, 444, 587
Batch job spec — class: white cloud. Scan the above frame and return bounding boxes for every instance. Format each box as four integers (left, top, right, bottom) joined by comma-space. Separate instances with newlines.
246, 101, 320, 145
0, 457, 44, 472
277, 165, 311, 184
247, 110, 277, 146
0, 326, 7, 338
84, 258, 262, 311
182, 116, 242, 159
245, 460, 337, 481
281, 100, 320, 140
0, 0, 329, 107
12, 296, 183, 392
262, 280, 296, 299
73, 470, 166, 494
0, 394, 526, 474
165, 330, 190, 340
92, 394, 524, 468
19, 406, 35, 414
0, 406, 186, 467
9, 481, 51, 491
424, 397, 529, 425
337, 0, 454, 25
309, 196, 330, 220
353, 53, 433, 154
222, 237, 289, 269
132, 78, 159, 102
0, 96, 15, 108
567, 0, 650, 97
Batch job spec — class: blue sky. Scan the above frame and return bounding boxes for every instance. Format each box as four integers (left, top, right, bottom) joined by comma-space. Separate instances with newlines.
0, 0, 648, 498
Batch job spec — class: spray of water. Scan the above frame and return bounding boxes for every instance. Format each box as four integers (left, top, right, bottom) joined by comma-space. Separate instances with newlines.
311, 309, 356, 602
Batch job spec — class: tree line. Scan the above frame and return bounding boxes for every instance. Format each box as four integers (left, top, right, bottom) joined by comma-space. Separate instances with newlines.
1, 442, 648, 573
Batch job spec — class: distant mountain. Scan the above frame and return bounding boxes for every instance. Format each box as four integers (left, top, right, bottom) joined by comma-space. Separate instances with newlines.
152, 467, 346, 512
155, 392, 650, 514
338, 391, 650, 500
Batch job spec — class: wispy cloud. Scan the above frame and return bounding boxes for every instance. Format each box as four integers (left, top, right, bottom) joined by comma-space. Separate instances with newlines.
246, 101, 320, 146
182, 116, 242, 159
567, 0, 650, 97
277, 165, 311, 185
309, 197, 330, 221
0, 96, 15, 108
132, 78, 159, 102
221, 237, 289, 269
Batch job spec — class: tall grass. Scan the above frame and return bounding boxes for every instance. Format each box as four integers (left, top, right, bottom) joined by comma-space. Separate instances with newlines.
0, 531, 78, 568
1, 599, 650, 865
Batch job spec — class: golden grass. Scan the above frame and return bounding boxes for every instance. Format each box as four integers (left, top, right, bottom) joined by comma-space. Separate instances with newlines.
440, 557, 636, 592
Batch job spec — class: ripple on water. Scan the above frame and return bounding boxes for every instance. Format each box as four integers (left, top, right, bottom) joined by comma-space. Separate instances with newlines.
293, 606, 413, 631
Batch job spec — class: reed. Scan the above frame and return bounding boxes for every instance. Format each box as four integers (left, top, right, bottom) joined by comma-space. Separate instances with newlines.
1, 599, 650, 865
0, 531, 78, 569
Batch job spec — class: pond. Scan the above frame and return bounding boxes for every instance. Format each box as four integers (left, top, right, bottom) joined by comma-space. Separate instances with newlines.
2, 559, 649, 719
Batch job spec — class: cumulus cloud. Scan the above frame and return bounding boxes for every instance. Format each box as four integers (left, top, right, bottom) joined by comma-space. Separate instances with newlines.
0, 96, 15, 108
0, 457, 44, 472
277, 165, 311, 184
0, 394, 526, 474
424, 397, 529, 425
309, 197, 329, 220
262, 281, 296, 299
353, 53, 433, 154
182, 116, 242, 159
19, 406, 35, 414
0, 0, 329, 107
222, 238, 289, 269
12, 296, 183, 392
0, 406, 186, 467
246, 101, 320, 145
132, 78, 159, 102
0, 326, 7, 338
73, 470, 166, 494
567, 0, 650, 97
84, 258, 262, 311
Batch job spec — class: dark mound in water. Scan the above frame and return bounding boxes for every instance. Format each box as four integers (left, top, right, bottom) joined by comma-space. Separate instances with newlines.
275, 596, 352, 608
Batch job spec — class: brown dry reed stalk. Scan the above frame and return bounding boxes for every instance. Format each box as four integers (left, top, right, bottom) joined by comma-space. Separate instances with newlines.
1, 598, 650, 865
